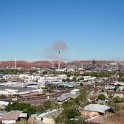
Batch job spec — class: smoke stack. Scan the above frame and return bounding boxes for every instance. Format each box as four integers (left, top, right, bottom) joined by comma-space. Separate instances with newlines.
58, 51, 61, 69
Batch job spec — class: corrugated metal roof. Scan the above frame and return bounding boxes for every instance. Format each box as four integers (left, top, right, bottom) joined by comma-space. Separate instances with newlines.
37, 109, 62, 119
57, 92, 79, 102
83, 104, 110, 114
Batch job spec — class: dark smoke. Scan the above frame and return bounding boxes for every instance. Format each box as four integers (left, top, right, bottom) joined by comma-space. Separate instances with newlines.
42, 41, 68, 61
52, 41, 67, 51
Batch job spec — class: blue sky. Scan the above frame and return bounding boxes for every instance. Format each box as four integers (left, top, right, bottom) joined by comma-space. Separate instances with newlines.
0, 0, 124, 61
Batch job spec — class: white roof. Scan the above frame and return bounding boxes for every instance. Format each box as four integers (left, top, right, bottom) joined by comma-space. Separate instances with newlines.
83, 104, 110, 114
0, 101, 9, 106
71, 89, 80, 92
19, 113, 27, 118
37, 109, 62, 118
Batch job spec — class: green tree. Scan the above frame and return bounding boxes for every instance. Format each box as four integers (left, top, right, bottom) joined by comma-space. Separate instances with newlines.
65, 108, 79, 119
5, 102, 36, 115
35, 100, 58, 113
98, 94, 106, 101
65, 118, 87, 124
114, 96, 122, 103
118, 73, 124, 82
110, 103, 120, 113
83, 72, 112, 77
75, 89, 87, 107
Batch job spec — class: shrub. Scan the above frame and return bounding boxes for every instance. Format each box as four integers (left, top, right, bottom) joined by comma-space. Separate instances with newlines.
98, 94, 106, 101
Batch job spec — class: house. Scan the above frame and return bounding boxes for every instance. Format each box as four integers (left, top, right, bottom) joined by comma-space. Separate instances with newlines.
0, 101, 9, 106
81, 104, 110, 124
57, 95, 67, 103
57, 89, 80, 103
71, 89, 80, 95
83, 76, 96, 82
18, 113, 28, 121
58, 82, 77, 88
83, 104, 110, 114
1, 111, 22, 124
35, 109, 62, 124
1, 111, 28, 124
42, 118, 55, 124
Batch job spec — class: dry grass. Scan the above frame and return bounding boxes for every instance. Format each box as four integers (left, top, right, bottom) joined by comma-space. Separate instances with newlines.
103, 103, 124, 124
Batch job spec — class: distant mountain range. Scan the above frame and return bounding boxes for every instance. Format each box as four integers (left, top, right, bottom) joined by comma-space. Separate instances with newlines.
0, 60, 113, 68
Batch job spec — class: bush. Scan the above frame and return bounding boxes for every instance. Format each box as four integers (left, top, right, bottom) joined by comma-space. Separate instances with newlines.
98, 94, 106, 101
114, 96, 122, 103
110, 103, 120, 113
65, 108, 79, 119
5, 102, 36, 115
65, 118, 87, 124
35, 100, 58, 113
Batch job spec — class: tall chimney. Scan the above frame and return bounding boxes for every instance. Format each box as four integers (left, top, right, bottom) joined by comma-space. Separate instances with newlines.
58, 51, 60, 69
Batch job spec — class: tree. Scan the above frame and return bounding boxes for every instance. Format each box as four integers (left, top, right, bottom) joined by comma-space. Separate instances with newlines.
66, 78, 71, 82
42, 71, 47, 75
98, 94, 106, 101
83, 72, 112, 77
65, 118, 87, 124
110, 102, 120, 113
118, 73, 124, 82
76, 89, 87, 107
35, 100, 58, 113
65, 108, 79, 119
114, 96, 122, 103
5, 102, 36, 115
114, 85, 121, 91
56, 107, 80, 124
0, 69, 24, 75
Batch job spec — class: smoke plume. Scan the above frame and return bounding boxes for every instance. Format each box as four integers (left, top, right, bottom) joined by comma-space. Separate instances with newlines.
52, 41, 67, 51
42, 41, 68, 61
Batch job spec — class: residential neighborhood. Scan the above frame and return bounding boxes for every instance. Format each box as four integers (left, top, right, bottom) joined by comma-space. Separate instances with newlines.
0, 60, 123, 124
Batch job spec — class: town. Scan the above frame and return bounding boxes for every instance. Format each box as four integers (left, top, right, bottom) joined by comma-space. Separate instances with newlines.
0, 60, 124, 124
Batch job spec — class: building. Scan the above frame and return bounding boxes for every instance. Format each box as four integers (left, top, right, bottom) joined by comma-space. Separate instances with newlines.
0, 101, 9, 110
1, 111, 28, 124
80, 104, 110, 123
83, 104, 110, 114
57, 89, 80, 103
32, 109, 62, 124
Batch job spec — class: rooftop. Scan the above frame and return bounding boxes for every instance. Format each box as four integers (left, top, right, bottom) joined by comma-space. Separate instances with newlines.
83, 104, 110, 114
1, 111, 22, 120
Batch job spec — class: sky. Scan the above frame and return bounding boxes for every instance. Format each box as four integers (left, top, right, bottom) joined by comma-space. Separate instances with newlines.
0, 0, 124, 61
